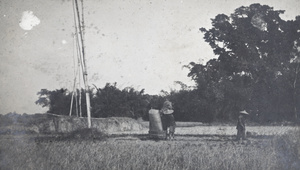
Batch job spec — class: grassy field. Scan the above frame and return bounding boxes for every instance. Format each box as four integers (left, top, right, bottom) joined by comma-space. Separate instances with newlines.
1, 124, 300, 170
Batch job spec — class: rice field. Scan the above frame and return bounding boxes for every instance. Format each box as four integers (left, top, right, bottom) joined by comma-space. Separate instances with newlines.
1, 123, 300, 170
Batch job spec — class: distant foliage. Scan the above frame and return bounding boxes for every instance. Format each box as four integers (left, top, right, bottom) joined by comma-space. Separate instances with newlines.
36, 83, 151, 119
35, 88, 72, 115
91, 83, 149, 119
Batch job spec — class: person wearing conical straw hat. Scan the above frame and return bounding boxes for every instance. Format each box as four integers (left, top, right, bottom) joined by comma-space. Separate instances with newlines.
160, 99, 176, 140
236, 110, 249, 143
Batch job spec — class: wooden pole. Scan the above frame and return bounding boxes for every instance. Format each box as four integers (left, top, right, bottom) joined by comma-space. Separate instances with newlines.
74, 0, 92, 128
69, 29, 78, 117
78, 57, 82, 117
72, 0, 83, 117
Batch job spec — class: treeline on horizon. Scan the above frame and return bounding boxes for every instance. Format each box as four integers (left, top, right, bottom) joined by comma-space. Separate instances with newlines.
35, 3, 300, 123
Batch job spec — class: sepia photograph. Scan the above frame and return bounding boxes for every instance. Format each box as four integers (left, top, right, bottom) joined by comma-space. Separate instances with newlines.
1, 0, 300, 169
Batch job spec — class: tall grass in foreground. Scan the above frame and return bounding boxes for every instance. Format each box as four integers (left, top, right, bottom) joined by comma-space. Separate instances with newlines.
272, 128, 300, 169
1, 129, 299, 170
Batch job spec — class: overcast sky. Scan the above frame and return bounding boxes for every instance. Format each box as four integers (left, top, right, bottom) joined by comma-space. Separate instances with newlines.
0, 0, 299, 114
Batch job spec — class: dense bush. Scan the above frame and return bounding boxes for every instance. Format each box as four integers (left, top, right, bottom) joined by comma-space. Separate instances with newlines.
36, 83, 152, 120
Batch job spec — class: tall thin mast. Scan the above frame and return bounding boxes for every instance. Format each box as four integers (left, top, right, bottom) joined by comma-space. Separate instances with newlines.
74, 0, 91, 128
72, 0, 83, 117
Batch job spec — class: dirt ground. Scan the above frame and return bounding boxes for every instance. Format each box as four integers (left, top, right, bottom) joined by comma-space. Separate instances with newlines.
112, 121, 299, 135
1, 121, 298, 146
98, 123, 299, 148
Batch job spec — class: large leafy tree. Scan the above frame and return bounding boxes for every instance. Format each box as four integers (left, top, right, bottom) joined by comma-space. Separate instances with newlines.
189, 3, 300, 122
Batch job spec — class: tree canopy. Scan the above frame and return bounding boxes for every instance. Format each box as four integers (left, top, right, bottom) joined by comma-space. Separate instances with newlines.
188, 3, 300, 122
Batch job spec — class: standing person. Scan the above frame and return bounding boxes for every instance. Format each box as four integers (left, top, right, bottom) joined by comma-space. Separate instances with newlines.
160, 99, 176, 140
236, 110, 249, 143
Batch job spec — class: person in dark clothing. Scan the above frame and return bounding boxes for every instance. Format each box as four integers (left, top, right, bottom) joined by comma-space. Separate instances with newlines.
236, 110, 249, 142
160, 99, 176, 140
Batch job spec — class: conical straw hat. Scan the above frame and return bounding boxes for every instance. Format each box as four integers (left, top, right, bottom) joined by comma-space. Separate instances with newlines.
163, 109, 174, 114
240, 110, 249, 115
